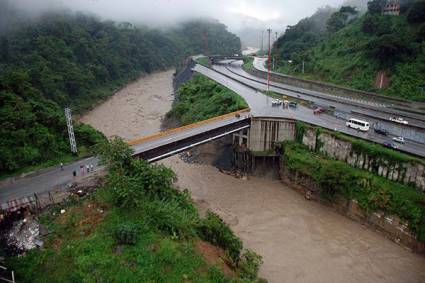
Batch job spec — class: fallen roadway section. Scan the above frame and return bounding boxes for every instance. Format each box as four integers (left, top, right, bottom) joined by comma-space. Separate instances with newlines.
128, 109, 251, 162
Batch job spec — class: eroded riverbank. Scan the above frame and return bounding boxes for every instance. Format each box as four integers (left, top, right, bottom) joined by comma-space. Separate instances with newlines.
81, 69, 425, 283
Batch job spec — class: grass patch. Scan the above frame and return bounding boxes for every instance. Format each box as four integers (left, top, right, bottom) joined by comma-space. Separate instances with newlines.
196, 57, 211, 67
168, 73, 248, 125
242, 57, 254, 72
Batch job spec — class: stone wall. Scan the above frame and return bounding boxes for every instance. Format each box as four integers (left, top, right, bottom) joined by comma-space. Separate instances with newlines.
302, 128, 425, 192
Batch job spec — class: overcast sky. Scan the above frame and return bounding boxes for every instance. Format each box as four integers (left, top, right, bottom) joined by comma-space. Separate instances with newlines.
11, 0, 348, 30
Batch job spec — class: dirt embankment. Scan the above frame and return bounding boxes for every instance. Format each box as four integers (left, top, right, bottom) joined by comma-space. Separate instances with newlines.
81, 69, 425, 283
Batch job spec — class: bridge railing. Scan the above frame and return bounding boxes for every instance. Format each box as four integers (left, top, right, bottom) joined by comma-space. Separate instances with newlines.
127, 108, 250, 147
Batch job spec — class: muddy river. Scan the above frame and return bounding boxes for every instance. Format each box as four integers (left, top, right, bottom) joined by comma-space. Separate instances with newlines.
81, 70, 425, 283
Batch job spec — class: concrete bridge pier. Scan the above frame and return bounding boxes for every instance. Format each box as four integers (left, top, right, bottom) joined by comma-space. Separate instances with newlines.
232, 117, 296, 175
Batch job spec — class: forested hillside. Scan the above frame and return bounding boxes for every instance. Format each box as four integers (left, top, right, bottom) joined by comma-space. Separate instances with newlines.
0, 2, 241, 176
273, 0, 425, 102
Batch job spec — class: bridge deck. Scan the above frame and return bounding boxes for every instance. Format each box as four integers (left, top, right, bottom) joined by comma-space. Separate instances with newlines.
128, 109, 251, 160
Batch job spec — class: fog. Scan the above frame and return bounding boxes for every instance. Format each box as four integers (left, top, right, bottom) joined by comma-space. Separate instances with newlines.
4, 0, 365, 47
9, 0, 352, 28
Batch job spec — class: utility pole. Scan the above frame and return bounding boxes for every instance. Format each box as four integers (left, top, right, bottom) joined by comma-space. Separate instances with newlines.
260, 30, 264, 56
203, 31, 209, 56
302, 60, 305, 74
267, 28, 272, 91
65, 108, 77, 154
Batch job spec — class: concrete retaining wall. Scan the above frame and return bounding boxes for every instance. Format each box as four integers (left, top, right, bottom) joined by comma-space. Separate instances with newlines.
248, 117, 295, 152
246, 68, 408, 105
302, 128, 425, 192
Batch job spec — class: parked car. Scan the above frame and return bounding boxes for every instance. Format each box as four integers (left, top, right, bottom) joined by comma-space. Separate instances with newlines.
389, 117, 408, 125
271, 99, 282, 106
289, 101, 298, 108
392, 136, 405, 143
374, 128, 388, 136
383, 142, 398, 149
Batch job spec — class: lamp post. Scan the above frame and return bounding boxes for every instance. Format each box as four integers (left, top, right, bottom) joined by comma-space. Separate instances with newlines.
267, 28, 271, 91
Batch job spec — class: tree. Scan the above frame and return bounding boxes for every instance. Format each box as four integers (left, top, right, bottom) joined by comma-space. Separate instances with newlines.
367, 0, 387, 14
407, 1, 425, 23
327, 12, 348, 33
327, 6, 358, 33
366, 34, 412, 67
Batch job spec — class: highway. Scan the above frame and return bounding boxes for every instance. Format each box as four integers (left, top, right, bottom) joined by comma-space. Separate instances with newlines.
221, 59, 425, 125
212, 61, 425, 144
194, 64, 425, 157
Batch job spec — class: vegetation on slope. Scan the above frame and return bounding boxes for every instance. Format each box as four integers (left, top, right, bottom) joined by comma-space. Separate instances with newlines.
168, 73, 248, 125
0, 4, 241, 175
273, 1, 425, 101
7, 139, 264, 282
281, 141, 425, 242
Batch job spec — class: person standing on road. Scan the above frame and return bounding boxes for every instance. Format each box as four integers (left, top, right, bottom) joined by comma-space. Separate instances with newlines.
90, 164, 94, 172
86, 165, 90, 173
60, 162, 64, 171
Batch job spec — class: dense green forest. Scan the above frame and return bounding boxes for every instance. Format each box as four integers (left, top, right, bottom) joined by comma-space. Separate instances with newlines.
0, 1, 241, 176
273, 0, 425, 101
168, 74, 248, 125
7, 139, 264, 282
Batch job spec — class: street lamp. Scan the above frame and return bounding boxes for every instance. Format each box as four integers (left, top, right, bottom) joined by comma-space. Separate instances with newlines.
267, 28, 271, 91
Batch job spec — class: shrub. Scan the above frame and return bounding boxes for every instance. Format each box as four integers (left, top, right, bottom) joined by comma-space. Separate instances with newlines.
238, 249, 263, 280
114, 223, 139, 245
197, 212, 243, 264
144, 199, 198, 238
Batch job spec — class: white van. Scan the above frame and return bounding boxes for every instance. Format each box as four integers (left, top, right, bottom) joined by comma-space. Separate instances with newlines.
346, 118, 370, 131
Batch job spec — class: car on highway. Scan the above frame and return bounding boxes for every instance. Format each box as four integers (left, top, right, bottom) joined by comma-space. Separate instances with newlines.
389, 117, 408, 125
383, 142, 398, 149
392, 136, 405, 144
271, 99, 282, 106
313, 107, 325, 115
374, 128, 388, 136
289, 101, 298, 108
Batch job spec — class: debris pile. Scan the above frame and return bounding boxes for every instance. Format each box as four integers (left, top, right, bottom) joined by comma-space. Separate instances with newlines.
5, 218, 42, 253
218, 168, 247, 180
179, 150, 202, 164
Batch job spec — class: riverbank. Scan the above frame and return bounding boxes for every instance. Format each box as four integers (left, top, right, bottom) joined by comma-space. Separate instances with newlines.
80, 69, 175, 140
81, 69, 425, 283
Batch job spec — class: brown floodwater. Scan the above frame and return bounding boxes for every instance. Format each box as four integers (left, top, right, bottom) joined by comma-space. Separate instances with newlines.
81, 70, 425, 283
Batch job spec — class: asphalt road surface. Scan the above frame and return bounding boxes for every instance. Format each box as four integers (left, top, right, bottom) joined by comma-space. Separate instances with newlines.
194, 64, 425, 157
0, 157, 98, 203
